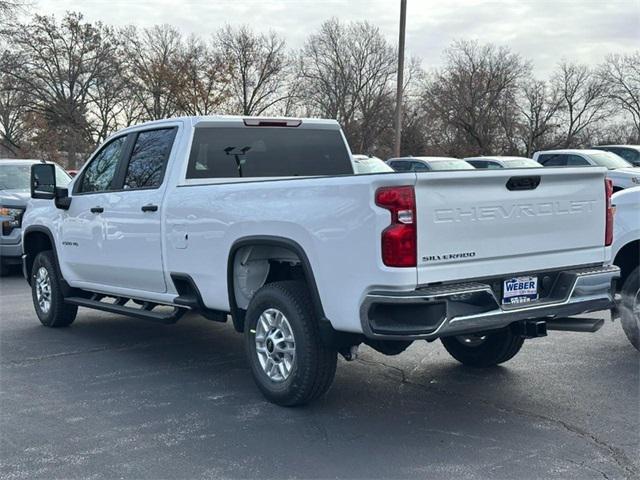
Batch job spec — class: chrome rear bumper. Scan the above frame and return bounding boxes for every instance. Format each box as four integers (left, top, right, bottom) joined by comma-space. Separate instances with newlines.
360, 265, 620, 341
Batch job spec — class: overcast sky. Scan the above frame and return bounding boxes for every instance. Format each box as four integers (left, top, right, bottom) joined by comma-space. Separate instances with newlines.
33, 0, 640, 78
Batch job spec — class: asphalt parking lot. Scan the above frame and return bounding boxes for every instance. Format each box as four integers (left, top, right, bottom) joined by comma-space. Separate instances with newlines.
0, 270, 638, 480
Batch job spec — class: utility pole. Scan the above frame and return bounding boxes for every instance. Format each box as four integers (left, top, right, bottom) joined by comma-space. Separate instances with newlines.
394, 0, 407, 157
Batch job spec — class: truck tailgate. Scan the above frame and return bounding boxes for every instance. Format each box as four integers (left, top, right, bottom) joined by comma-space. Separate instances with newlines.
415, 167, 608, 285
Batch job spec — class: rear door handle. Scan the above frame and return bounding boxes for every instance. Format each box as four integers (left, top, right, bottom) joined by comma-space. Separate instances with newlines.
141, 204, 158, 212
90, 207, 104, 214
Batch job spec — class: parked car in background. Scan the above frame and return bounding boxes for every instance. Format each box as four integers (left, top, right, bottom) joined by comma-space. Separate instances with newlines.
386, 156, 475, 171
352, 154, 394, 174
592, 145, 640, 167
610, 186, 640, 350
66, 169, 79, 177
533, 149, 640, 192
0, 159, 70, 276
464, 156, 542, 169
21, 115, 618, 406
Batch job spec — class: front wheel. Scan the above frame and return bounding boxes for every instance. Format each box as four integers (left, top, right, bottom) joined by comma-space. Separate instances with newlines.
440, 326, 524, 367
244, 281, 337, 406
619, 266, 640, 351
31, 251, 77, 327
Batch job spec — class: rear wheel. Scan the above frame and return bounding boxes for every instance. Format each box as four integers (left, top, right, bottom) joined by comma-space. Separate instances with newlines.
619, 266, 640, 351
244, 281, 337, 406
31, 251, 77, 327
441, 326, 524, 367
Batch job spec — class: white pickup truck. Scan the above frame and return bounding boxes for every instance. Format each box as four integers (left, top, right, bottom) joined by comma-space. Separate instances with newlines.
22, 116, 619, 405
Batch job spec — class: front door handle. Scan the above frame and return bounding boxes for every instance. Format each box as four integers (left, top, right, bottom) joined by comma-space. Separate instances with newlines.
90, 206, 104, 214
141, 204, 158, 212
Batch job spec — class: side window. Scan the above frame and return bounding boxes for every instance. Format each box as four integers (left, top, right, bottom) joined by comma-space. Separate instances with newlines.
614, 149, 638, 163
411, 162, 429, 171
390, 161, 411, 172
468, 160, 487, 169
124, 128, 176, 189
78, 136, 127, 193
567, 155, 589, 166
538, 154, 567, 167
486, 162, 503, 169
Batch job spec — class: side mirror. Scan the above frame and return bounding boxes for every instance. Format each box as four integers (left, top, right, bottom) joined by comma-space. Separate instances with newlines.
31, 163, 56, 199
31, 163, 72, 210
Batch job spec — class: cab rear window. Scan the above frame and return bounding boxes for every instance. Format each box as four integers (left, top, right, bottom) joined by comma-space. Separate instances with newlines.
186, 127, 353, 179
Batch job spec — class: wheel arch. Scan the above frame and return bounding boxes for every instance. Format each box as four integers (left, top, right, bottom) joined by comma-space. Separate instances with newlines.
613, 239, 640, 292
227, 236, 325, 333
23, 226, 58, 285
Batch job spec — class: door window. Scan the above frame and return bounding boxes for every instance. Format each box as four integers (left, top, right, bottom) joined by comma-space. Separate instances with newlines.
467, 160, 488, 169
538, 154, 568, 167
613, 148, 639, 164
566, 155, 589, 166
78, 136, 127, 193
389, 161, 411, 172
411, 162, 429, 171
123, 128, 177, 189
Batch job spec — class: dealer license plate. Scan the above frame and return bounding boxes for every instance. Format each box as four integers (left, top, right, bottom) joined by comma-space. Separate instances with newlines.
502, 276, 538, 305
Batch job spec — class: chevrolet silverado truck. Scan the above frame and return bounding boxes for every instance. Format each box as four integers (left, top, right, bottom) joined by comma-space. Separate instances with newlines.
22, 116, 620, 406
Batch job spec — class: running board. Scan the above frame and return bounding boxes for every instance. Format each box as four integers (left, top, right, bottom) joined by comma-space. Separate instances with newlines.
65, 296, 186, 324
545, 317, 605, 333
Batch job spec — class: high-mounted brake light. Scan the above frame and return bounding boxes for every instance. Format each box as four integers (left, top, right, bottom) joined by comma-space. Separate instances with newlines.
605, 178, 614, 246
243, 118, 302, 127
375, 186, 416, 267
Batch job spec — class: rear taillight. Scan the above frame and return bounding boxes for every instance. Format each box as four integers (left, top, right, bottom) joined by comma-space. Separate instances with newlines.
605, 178, 614, 246
375, 186, 416, 267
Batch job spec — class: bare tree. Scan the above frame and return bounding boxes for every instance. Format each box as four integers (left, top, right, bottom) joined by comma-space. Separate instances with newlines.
422, 40, 530, 156
84, 28, 131, 143
298, 19, 398, 154
0, 0, 30, 24
1, 13, 118, 165
551, 61, 610, 147
599, 52, 640, 140
516, 79, 563, 155
0, 52, 28, 155
217, 25, 290, 116
121, 24, 186, 120
175, 36, 229, 116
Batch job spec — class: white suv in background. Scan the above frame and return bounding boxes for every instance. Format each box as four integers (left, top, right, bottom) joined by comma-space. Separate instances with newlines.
533, 149, 640, 192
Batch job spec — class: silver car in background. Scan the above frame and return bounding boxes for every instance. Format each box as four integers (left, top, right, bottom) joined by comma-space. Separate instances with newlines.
465, 156, 542, 169
386, 156, 475, 171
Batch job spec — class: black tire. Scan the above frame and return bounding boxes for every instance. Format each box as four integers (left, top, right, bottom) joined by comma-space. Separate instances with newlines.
244, 281, 337, 406
0, 261, 8, 277
31, 250, 77, 327
440, 326, 524, 367
619, 266, 640, 351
